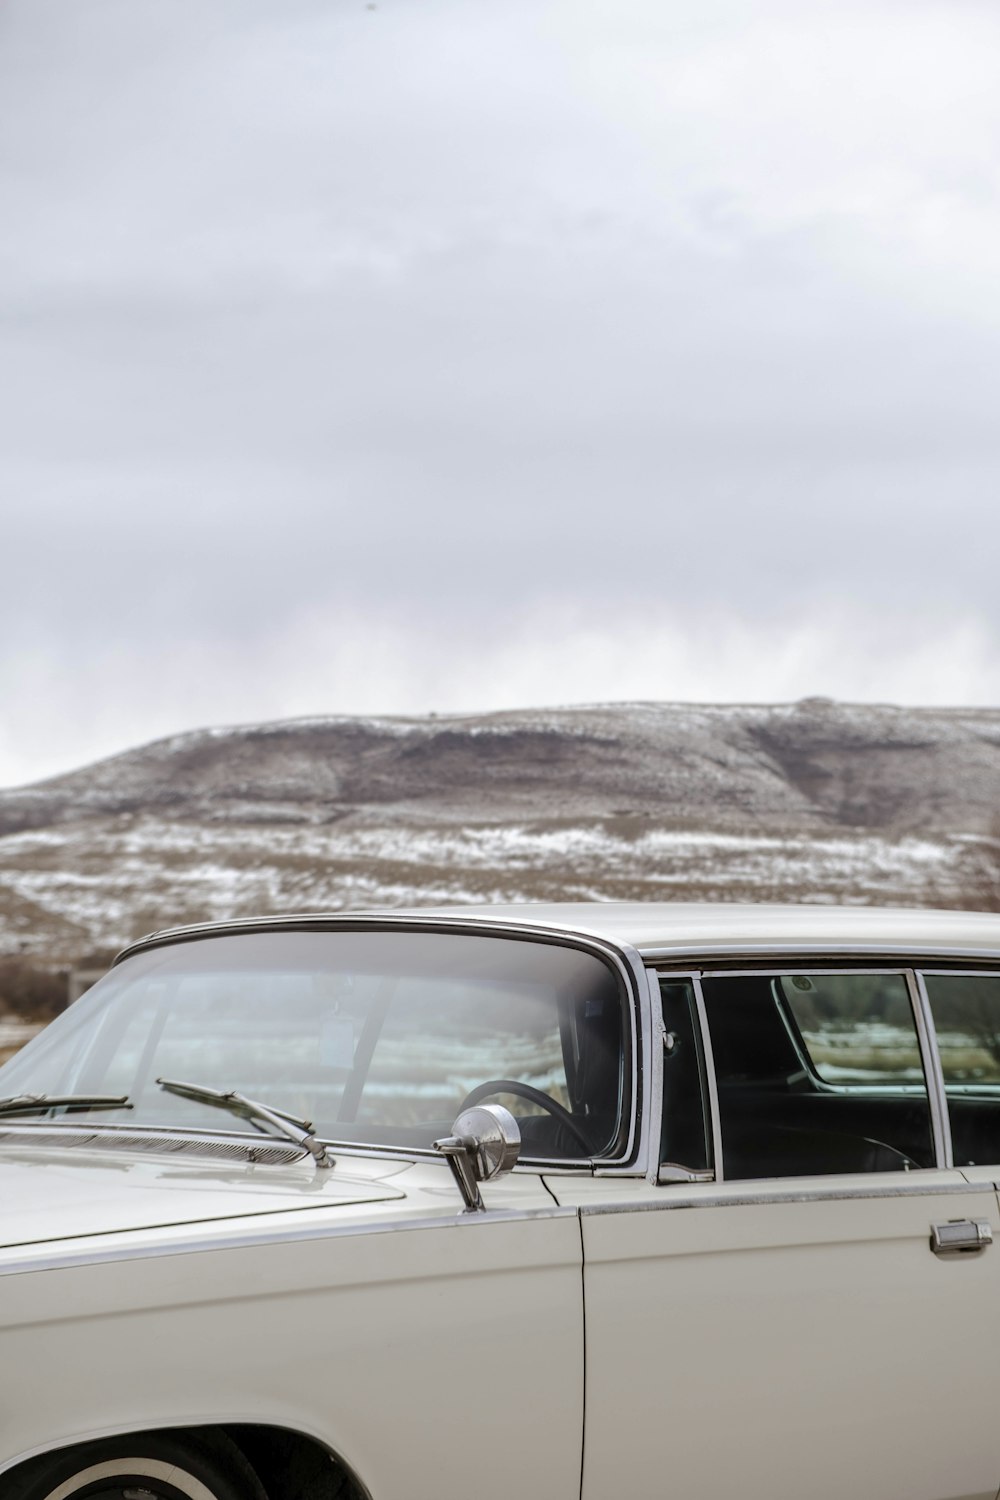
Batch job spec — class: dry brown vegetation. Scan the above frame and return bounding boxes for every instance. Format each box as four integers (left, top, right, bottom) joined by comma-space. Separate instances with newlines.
937, 817, 1000, 914
0, 955, 68, 1022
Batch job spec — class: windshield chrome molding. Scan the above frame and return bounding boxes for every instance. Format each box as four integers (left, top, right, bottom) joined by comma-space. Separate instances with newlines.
0, 1202, 580, 1280
579, 1177, 997, 1216
0, 1119, 636, 1176
117, 909, 641, 971
110, 911, 648, 1177
907, 969, 953, 1169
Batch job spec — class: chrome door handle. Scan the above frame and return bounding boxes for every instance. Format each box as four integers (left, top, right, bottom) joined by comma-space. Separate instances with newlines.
930, 1219, 993, 1256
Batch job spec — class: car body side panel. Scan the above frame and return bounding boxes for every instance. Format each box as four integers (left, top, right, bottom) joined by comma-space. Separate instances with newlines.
551, 1174, 1000, 1500
0, 1197, 584, 1500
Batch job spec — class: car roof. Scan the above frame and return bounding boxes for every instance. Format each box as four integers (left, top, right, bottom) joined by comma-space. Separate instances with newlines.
118, 902, 1000, 965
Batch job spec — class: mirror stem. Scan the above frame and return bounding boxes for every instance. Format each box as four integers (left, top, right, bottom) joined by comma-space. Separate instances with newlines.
433, 1134, 484, 1212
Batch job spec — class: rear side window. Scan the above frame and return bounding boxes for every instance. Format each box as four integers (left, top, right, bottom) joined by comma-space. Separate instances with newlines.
780, 974, 926, 1087
701, 971, 935, 1181
922, 973, 1000, 1167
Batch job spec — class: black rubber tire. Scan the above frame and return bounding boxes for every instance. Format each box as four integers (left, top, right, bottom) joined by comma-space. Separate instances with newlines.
5, 1429, 268, 1500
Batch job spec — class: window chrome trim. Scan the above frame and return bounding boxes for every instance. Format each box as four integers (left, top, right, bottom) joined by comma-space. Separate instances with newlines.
643, 943, 1000, 966
908, 969, 952, 1169
605, 933, 646, 1173
690, 974, 723, 1184
645, 967, 665, 1185
918, 967, 1000, 977
683, 965, 937, 980
579, 1176, 997, 1216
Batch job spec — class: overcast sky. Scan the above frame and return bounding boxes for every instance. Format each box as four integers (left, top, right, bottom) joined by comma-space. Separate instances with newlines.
2, 0, 999, 787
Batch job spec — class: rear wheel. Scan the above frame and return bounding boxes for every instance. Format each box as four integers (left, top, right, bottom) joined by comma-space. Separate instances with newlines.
6, 1431, 268, 1500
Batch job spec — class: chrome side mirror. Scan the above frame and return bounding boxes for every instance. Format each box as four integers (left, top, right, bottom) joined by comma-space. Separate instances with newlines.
433, 1104, 521, 1212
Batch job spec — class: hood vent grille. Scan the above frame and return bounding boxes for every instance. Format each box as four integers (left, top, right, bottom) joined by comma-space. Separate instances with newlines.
0, 1129, 95, 1150
0, 1127, 306, 1166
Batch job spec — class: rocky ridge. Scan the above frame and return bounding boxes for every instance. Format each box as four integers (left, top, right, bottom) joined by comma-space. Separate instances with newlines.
1, 698, 998, 959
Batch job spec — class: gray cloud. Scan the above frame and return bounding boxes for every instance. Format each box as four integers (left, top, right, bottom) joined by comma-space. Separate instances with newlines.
1, 0, 999, 784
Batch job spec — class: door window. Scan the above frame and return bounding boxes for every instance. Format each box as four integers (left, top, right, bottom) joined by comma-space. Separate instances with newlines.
701, 971, 935, 1180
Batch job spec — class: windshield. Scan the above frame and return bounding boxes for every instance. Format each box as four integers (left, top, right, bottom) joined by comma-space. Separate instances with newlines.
0, 929, 629, 1160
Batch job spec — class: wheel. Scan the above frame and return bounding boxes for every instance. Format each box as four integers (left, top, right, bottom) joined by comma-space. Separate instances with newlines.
458, 1078, 593, 1153
6, 1430, 268, 1500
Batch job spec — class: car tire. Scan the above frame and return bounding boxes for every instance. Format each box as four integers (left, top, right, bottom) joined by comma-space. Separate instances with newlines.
4, 1429, 269, 1500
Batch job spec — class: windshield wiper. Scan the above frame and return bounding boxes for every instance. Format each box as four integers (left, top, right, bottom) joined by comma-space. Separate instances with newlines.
156, 1078, 333, 1168
0, 1093, 132, 1118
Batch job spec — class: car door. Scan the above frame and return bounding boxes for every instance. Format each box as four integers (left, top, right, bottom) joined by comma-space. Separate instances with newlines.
551, 966, 1000, 1500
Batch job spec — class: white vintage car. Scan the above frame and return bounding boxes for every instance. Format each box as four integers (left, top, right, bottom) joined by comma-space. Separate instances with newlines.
2, 903, 1000, 1500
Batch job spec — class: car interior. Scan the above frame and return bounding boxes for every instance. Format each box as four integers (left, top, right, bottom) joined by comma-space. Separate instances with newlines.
662, 973, 947, 1180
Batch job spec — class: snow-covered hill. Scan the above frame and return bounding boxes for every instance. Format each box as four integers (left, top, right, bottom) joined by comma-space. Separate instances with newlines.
1, 699, 998, 958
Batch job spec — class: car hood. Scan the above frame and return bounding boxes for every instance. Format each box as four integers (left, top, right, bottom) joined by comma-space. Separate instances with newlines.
0, 1135, 407, 1249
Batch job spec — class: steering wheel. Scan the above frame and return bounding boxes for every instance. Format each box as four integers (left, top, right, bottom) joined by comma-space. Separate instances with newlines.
458, 1079, 593, 1155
